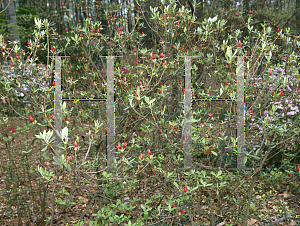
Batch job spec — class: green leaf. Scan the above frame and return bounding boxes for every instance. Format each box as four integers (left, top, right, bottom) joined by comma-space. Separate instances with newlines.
144, 212, 149, 220
211, 151, 217, 156
103, 198, 110, 203
173, 181, 179, 189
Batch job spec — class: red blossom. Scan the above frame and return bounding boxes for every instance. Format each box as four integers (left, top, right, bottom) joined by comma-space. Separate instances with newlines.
116, 143, 122, 149
249, 10, 253, 15
147, 149, 152, 156
123, 142, 127, 149
184, 184, 188, 192
181, 209, 186, 214
29, 116, 33, 123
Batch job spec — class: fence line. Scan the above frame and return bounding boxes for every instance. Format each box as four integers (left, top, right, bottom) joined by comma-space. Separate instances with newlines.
53, 55, 246, 171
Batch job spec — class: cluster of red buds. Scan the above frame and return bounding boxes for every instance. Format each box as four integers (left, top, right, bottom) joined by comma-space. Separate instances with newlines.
9, 126, 16, 133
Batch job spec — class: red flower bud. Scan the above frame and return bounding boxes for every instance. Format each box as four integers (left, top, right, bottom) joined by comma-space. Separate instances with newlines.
52, 81, 55, 86
249, 10, 253, 15
147, 149, 151, 156
268, 165, 271, 168
123, 77, 126, 83
277, 27, 280, 33
123, 142, 127, 149
133, 48, 137, 53
181, 209, 186, 214
49, 114, 54, 119
288, 173, 292, 177
269, 70, 272, 76
158, 89, 161, 94
239, 7, 241, 12
152, 172, 156, 175
74, 140, 78, 148
297, 166, 300, 172
208, 113, 213, 118
116, 143, 122, 149
152, 53, 156, 60
78, 19, 81, 23
252, 91, 255, 95
160, 52, 164, 58
272, 91, 275, 95
29, 116, 33, 123
172, 204, 175, 208
238, 41, 241, 48
236, 13, 239, 17
184, 184, 188, 192
67, 117, 71, 121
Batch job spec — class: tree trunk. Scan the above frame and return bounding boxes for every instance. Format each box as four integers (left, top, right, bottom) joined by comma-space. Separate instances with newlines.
3, 0, 20, 44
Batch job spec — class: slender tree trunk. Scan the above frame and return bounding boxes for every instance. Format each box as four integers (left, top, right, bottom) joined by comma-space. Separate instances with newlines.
3, 0, 20, 44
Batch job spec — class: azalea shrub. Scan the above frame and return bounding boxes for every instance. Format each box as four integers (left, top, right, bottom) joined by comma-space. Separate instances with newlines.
0, 0, 300, 224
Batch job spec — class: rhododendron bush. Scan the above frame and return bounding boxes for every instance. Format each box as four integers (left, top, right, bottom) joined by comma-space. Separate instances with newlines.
0, 0, 300, 224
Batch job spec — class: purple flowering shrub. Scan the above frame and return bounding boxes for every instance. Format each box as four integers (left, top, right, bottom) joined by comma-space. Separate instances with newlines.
245, 66, 300, 164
